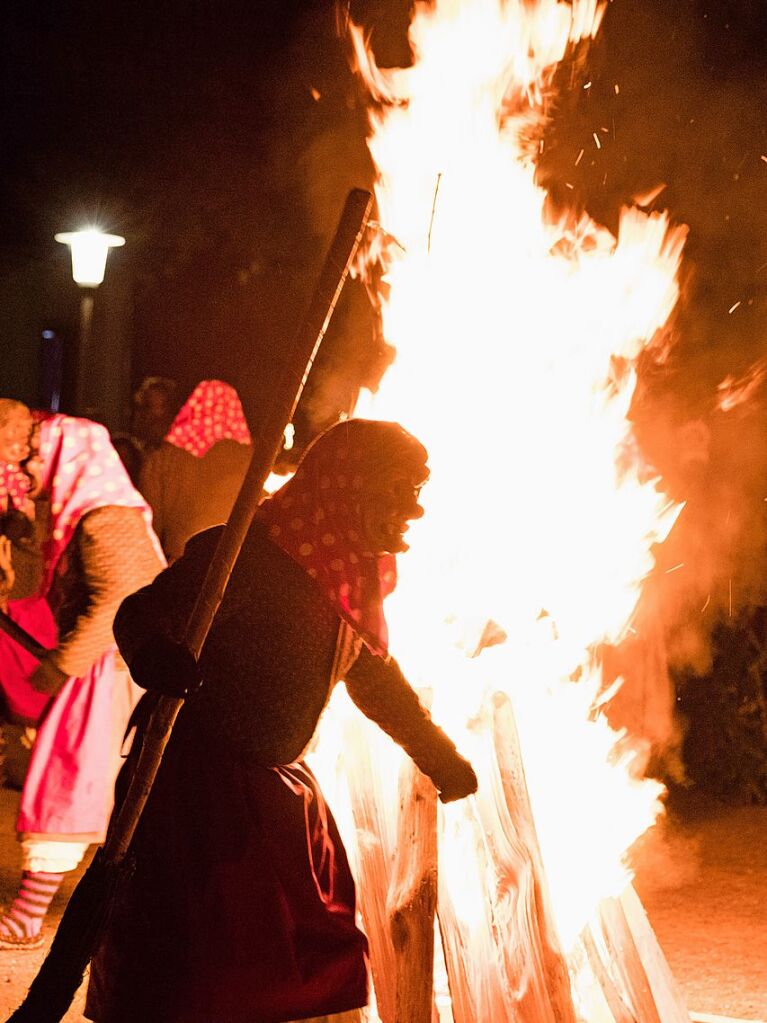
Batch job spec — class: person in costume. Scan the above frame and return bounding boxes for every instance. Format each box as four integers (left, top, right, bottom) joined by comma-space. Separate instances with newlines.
0, 410, 165, 949
139, 379, 253, 562
86, 418, 478, 1023
0, 401, 58, 790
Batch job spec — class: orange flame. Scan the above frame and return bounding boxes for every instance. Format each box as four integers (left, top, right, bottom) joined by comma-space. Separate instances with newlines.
313, 0, 688, 1014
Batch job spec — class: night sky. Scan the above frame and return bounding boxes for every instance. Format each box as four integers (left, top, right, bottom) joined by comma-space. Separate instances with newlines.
1, 0, 767, 429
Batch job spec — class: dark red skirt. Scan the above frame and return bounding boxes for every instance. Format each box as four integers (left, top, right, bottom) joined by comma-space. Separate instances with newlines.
85, 723, 368, 1023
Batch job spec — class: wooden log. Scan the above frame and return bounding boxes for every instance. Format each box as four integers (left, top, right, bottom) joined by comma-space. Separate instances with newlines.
343, 719, 397, 1023
592, 885, 691, 1023
577, 927, 639, 1023
616, 884, 690, 1023
492, 693, 580, 1023
386, 756, 439, 1023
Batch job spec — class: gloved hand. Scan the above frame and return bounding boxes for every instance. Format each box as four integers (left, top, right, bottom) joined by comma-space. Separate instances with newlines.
129, 634, 203, 699
435, 752, 478, 804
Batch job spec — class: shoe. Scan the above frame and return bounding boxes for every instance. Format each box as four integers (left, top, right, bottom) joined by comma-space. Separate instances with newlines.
0, 929, 45, 950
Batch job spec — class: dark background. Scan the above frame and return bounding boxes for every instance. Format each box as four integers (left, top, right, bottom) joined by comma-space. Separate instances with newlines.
1, 0, 766, 433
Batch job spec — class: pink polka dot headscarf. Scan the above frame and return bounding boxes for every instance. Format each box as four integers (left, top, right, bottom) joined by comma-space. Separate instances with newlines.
36, 415, 164, 594
259, 419, 429, 657
165, 380, 251, 457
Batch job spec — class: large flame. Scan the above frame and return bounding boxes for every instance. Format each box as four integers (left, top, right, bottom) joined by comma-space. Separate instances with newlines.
313, 0, 688, 1016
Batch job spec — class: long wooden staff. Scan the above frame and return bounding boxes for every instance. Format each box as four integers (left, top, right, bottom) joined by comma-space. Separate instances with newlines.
0, 609, 48, 661
8, 187, 373, 1023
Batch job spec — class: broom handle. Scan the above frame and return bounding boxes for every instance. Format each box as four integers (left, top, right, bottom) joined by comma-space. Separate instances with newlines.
102, 188, 373, 866
0, 608, 49, 661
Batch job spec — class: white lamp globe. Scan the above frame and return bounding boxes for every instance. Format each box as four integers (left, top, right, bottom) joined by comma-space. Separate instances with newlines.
55, 228, 125, 288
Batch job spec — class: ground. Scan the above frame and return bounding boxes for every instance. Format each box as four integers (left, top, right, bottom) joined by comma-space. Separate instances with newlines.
0, 786, 764, 1022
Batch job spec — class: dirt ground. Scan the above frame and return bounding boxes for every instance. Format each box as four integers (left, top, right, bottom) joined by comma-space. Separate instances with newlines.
632, 787, 767, 1022
0, 785, 764, 1022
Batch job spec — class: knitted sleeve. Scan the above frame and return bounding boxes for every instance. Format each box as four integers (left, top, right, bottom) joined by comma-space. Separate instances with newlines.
112, 526, 222, 671
344, 644, 475, 798
52, 506, 165, 679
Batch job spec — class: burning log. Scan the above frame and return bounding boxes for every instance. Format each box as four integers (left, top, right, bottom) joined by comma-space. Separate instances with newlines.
428, 690, 582, 1023
491, 693, 580, 1023
575, 927, 639, 1023
571, 876, 692, 1023
386, 755, 439, 1023
344, 705, 440, 1023
340, 692, 692, 1023
343, 719, 397, 1023
597, 886, 690, 1023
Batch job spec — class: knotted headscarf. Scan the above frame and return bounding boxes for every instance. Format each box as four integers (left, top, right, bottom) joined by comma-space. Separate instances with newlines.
259, 419, 428, 656
36, 415, 163, 594
165, 380, 251, 457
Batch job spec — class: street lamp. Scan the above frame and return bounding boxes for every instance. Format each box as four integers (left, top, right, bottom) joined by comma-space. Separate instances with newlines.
54, 228, 125, 415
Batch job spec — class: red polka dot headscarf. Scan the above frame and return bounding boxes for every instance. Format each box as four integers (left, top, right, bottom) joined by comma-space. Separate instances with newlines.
36, 415, 164, 594
165, 380, 251, 457
259, 419, 429, 657
0, 465, 30, 515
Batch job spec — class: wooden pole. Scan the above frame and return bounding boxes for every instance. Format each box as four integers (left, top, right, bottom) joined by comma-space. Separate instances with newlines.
105, 186, 374, 866
0, 609, 48, 661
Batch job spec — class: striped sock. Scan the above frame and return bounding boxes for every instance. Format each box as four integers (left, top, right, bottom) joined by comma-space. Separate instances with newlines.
0, 870, 64, 939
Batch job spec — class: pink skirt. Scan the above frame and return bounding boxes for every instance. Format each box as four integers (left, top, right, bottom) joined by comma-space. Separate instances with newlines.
17, 651, 142, 838
0, 596, 58, 724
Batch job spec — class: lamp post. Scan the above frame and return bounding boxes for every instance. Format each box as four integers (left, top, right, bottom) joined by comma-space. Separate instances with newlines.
54, 228, 125, 416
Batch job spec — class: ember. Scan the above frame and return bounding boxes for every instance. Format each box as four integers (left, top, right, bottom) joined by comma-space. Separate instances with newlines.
312, 0, 692, 1019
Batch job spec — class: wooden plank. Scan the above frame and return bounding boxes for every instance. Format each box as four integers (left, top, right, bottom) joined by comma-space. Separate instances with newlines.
618, 885, 691, 1022
492, 694, 580, 1023
344, 722, 397, 1023
386, 757, 439, 1023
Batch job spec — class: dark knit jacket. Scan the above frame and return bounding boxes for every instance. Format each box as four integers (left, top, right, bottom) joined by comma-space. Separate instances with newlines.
114, 521, 465, 786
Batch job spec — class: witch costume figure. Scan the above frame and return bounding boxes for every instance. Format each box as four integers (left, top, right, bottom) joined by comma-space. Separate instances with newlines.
139, 379, 253, 562
0, 400, 58, 747
85, 418, 478, 1023
0, 411, 165, 949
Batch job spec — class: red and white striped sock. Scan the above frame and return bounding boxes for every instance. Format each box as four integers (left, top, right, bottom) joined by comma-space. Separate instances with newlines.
0, 870, 64, 939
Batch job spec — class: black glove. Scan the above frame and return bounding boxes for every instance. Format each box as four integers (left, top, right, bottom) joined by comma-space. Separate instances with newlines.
129, 634, 203, 699
435, 752, 478, 804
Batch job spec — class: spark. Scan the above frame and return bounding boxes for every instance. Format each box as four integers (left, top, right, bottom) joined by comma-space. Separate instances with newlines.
575, 148, 584, 166
701, 594, 711, 612
593, 132, 601, 150
310, 87, 322, 101
583, 81, 592, 89
614, 83, 620, 95
565, 183, 574, 190
729, 579, 732, 618
761, 155, 767, 164
664, 562, 684, 574
728, 301, 741, 314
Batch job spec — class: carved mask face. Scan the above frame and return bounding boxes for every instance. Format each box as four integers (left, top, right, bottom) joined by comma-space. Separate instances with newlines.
0, 405, 32, 466
360, 464, 429, 555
